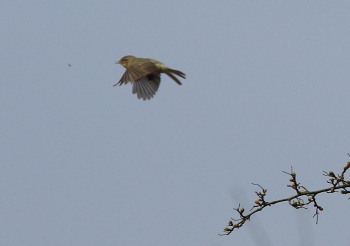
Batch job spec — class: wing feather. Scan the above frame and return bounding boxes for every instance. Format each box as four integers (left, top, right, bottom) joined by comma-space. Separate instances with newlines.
116, 61, 158, 86
132, 74, 161, 100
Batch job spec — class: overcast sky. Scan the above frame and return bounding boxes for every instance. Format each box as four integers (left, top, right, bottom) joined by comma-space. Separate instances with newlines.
2, 1, 350, 246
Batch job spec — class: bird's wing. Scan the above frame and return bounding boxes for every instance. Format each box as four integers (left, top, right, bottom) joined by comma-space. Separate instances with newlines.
132, 73, 161, 100
115, 61, 158, 86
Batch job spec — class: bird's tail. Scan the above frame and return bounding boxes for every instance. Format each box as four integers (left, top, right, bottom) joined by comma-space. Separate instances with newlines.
166, 69, 186, 85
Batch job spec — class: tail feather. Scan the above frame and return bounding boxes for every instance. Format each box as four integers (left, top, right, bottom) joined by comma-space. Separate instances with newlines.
166, 69, 186, 85
166, 73, 182, 85
168, 69, 186, 79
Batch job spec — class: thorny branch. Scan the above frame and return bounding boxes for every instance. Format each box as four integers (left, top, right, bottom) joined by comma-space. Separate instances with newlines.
221, 160, 350, 236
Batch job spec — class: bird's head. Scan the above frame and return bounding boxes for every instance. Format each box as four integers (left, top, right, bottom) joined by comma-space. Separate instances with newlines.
116, 55, 135, 68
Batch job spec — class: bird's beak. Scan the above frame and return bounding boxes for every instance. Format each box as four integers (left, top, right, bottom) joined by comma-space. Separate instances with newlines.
115, 61, 120, 64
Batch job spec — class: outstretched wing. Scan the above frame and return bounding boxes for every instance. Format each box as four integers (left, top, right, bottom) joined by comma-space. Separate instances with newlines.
114, 61, 158, 86
132, 73, 161, 100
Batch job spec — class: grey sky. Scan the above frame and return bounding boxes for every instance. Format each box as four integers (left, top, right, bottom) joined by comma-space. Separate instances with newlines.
1, 1, 350, 245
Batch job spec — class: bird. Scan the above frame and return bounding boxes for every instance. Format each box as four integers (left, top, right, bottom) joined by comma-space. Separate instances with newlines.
114, 55, 186, 100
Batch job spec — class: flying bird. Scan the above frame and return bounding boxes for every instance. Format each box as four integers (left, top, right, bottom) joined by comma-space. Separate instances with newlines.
114, 55, 186, 100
